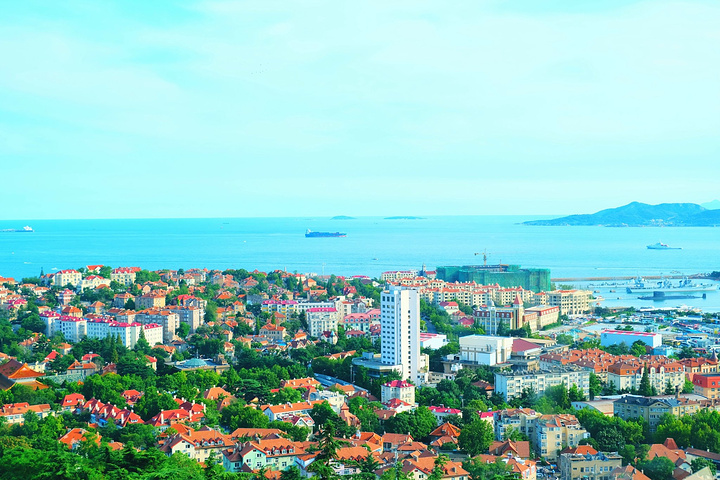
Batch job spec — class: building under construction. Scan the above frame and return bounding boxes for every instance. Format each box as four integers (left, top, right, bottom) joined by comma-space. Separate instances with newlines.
435, 264, 551, 293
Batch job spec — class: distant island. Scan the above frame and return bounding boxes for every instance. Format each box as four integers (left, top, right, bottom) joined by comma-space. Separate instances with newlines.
523, 202, 720, 227
384, 216, 425, 220
331, 215, 356, 220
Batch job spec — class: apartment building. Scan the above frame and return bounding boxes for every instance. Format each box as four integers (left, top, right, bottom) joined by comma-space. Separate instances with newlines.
613, 395, 700, 432
606, 357, 684, 392
559, 449, 623, 480
381, 285, 424, 384
307, 307, 340, 337
135, 291, 166, 310
381, 380, 416, 405
534, 290, 591, 316
495, 367, 590, 401
495, 408, 540, 441
52, 269, 82, 287
534, 414, 589, 460
111, 267, 139, 286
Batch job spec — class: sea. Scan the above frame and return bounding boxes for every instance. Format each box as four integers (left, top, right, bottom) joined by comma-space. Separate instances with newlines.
1, 216, 719, 311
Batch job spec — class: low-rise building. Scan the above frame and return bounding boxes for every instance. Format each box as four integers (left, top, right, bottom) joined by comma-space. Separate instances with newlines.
534, 414, 589, 460
559, 448, 622, 480
613, 395, 701, 432
692, 373, 720, 399
381, 380, 416, 405
494, 367, 590, 401
307, 307, 340, 338
495, 408, 540, 441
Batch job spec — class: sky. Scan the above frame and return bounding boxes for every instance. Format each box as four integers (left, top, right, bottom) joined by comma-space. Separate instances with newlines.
1, 0, 719, 219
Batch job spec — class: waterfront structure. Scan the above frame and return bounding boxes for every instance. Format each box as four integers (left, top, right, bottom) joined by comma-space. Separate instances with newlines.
380, 285, 425, 384
559, 448, 623, 480
436, 264, 551, 293
494, 367, 590, 401
600, 330, 662, 349
613, 395, 700, 432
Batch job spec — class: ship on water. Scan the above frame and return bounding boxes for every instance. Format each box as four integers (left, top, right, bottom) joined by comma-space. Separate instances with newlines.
626, 276, 717, 294
647, 242, 681, 250
305, 229, 346, 238
0, 226, 33, 233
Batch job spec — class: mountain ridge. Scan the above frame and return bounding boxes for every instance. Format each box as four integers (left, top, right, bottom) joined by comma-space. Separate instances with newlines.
523, 202, 720, 227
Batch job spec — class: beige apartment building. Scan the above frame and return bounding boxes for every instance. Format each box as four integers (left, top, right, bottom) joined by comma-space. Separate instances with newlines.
559, 450, 623, 480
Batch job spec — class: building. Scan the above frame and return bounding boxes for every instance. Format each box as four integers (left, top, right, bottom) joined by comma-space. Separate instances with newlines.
600, 330, 662, 349
494, 408, 540, 441
535, 290, 591, 316
559, 449, 623, 480
111, 267, 139, 286
456, 335, 513, 366
261, 300, 299, 315
613, 395, 701, 432
494, 367, 590, 401
135, 309, 179, 343
52, 269, 82, 287
381, 285, 425, 384
58, 316, 88, 343
692, 373, 720, 399
436, 265, 551, 293
419, 333, 448, 350
307, 307, 339, 337
136, 291, 166, 310
534, 414, 589, 460
259, 323, 286, 343
143, 323, 164, 346
381, 380, 416, 405
606, 357, 684, 393
165, 305, 204, 333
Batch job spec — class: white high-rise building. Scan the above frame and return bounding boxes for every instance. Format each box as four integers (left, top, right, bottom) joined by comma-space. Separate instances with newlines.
381, 285, 425, 384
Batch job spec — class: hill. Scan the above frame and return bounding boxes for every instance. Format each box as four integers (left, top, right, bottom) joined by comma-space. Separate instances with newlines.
523, 202, 720, 227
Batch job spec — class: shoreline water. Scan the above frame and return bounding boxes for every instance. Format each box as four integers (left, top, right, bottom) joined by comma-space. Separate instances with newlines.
1, 215, 719, 311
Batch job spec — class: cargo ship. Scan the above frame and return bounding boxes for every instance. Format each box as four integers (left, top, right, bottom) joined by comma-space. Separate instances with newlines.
0, 226, 33, 233
305, 229, 346, 238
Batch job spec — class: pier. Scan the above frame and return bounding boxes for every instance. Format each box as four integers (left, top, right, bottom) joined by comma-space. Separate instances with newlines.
551, 273, 708, 282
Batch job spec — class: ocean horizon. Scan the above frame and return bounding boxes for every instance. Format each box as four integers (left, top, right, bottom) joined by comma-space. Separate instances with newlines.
2, 215, 719, 311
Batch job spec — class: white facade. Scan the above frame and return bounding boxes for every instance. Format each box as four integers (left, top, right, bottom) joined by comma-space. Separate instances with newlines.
109, 322, 143, 348
307, 308, 340, 337
494, 367, 591, 401
58, 316, 87, 342
111, 268, 137, 286
40, 312, 61, 337
459, 335, 513, 366
600, 330, 662, 349
143, 323, 164, 346
77, 275, 111, 292
381, 285, 424, 384
53, 270, 82, 287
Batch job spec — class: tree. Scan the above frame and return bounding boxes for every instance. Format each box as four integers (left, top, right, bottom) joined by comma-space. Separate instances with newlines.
631, 341, 647, 357
579, 373, 599, 400
638, 364, 655, 397
640, 457, 674, 480
307, 423, 346, 480
458, 418, 494, 456
463, 457, 514, 480
177, 322, 191, 338
683, 379, 694, 394
568, 383, 586, 403
221, 403, 270, 430
691, 458, 717, 476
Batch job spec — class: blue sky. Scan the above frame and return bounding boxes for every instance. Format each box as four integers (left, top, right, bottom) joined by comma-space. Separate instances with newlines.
1, 0, 719, 219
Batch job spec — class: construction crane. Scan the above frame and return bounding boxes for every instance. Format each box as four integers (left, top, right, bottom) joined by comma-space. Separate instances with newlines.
474, 249, 489, 266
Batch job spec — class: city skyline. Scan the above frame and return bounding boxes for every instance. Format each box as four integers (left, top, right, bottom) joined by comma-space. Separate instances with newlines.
2, 0, 719, 219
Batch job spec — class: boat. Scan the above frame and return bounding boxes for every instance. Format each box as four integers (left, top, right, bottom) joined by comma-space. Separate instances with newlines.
626, 276, 717, 294
0, 226, 33, 233
647, 242, 681, 250
305, 229, 346, 238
